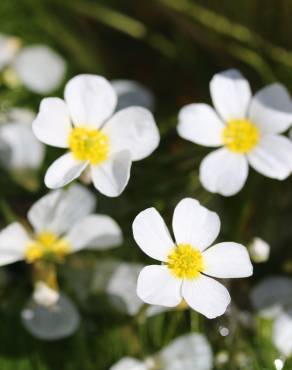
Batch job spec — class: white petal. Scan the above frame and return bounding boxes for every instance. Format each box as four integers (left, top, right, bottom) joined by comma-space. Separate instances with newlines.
103, 107, 160, 161
0, 123, 44, 169
182, 275, 231, 319
249, 83, 292, 134
107, 262, 144, 316
247, 135, 292, 180
0, 34, 21, 69
0, 223, 29, 265
200, 148, 248, 196
33, 282, 60, 307
28, 184, 96, 234
110, 358, 148, 370
45, 153, 87, 189
12, 45, 66, 94
66, 214, 122, 252
203, 242, 253, 278
133, 207, 174, 262
159, 333, 213, 370
64, 74, 117, 128
210, 69, 251, 121
172, 198, 220, 251
32, 98, 72, 148
273, 311, 292, 357
137, 265, 182, 307
90, 150, 131, 197
177, 103, 224, 147
111, 79, 155, 111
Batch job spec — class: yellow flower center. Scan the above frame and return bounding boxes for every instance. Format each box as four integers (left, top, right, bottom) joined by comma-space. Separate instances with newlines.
223, 119, 259, 153
68, 126, 109, 165
25, 231, 71, 263
167, 243, 204, 279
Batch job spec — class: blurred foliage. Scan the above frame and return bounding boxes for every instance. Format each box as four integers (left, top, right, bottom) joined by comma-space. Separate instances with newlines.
0, 0, 292, 369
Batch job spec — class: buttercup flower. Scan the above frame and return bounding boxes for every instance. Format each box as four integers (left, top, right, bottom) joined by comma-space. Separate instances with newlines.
32, 74, 160, 197
0, 108, 45, 171
133, 198, 253, 319
0, 184, 122, 266
0, 34, 66, 94
177, 69, 292, 196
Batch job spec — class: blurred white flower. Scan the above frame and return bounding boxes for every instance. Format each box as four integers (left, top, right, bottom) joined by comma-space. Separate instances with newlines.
248, 237, 270, 263
0, 184, 122, 266
110, 333, 213, 370
33, 281, 60, 307
0, 108, 45, 171
251, 276, 292, 319
0, 34, 66, 94
12, 45, 66, 94
133, 198, 253, 319
273, 310, 292, 357
33, 74, 160, 197
111, 79, 155, 111
177, 69, 292, 196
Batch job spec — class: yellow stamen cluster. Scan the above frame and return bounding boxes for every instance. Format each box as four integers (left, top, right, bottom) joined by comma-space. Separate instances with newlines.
167, 243, 204, 279
25, 231, 70, 263
223, 119, 259, 153
68, 126, 109, 165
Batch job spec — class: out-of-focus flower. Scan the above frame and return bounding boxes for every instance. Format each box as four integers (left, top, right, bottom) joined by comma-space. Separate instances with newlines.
273, 310, 292, 357
0, 34, 66, 94
177, 69, 292, 196
248, 237, 270, 263
33, 74, 160, 197
0, 108, 45, 171
251, 276, 292, 319
0, 184, 122, 266
110, 333, 213, 370
33, 281, 60, 307
111, 79, 155, 111
133, 198, 253, 319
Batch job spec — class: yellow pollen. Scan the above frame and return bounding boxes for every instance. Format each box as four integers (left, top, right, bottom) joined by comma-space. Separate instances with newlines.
167, 244, 204, 279
223, 119, 259, 153
68, 127, 109, 165
25, 231, 71, 263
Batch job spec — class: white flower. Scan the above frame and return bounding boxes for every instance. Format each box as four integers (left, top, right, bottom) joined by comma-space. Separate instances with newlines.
0, 108, 45, 170
273, 310, 292, 357
111, 79, 155, 111
177, 69, 292, 196
32, 74, 160, 197
133, 198, 253, 319
33, 281, 60, 307
0, 34, 66, 94
248, 237, 270, 263
0, 184, 122, 266
11, 45, 66, 94
110, 333, 213, 370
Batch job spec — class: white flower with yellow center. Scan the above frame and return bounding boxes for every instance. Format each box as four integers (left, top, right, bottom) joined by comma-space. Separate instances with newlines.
32, 74, 160, 197
0, 34, 66, 94
0, 184, 122, 266
177, 69, 292, 196
133, 198, 253, 319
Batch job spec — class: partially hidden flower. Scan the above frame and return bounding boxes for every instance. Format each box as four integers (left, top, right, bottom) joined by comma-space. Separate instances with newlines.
0, 108, 45, 171
0, 184, 122, 266
110, 333, 213, 370
133, 198, 253, 319
0, 34, 66, 94
32, 74, 160, 197
177, 69, 292, 196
